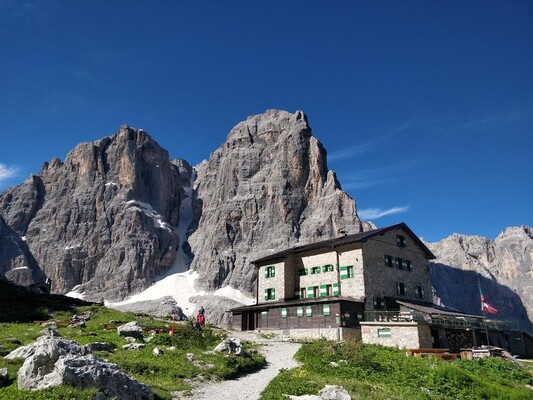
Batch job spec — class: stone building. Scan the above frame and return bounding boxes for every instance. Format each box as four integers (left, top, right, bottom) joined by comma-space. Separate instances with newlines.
230, 223, 533, 356
231, 223, 435, 340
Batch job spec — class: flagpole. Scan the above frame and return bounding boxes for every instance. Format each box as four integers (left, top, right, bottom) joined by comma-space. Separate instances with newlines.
479, 280, 489, 346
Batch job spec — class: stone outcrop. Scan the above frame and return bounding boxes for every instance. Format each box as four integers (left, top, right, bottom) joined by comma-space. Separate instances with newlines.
111, 296, 186, 319
14, 336, 153, 399
117, 321, 144, 340
428, 226, 533, 331
0, 215, 45, 288
189, 110, 363, 294
0, 126, 191, 301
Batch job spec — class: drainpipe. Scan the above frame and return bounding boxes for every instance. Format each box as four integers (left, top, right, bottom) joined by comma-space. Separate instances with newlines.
332, 245, 341, 296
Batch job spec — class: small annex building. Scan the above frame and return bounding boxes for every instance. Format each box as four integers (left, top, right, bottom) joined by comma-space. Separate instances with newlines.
230, 223, 533, 356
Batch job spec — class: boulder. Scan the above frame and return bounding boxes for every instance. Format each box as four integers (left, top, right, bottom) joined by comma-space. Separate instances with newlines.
122, 343, 145, 350
289, 385, 351, 400
39, 327, 61, 337
16, 337, 152, 399
4, 342, 38, 360
117, 321, 143, 340
213, 338, 249, 357
86, 342, 113, 352
152, 348, 162, 357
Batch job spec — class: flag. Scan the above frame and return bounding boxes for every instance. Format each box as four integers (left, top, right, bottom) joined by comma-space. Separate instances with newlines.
479, 285, 498, 314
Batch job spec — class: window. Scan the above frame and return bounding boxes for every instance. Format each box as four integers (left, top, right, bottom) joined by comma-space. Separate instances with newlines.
281, 308, 287, 318
378, 328, 392, 337
310, 266, 321, 274
396, 282, 405, 296
373, 296, 384, 310
264, 266, 275, 278
333, 283, 340, 296
402, 259, 412, 271
300, 287, 307, 299
396, 257, 403, 269
414, 285, 424, 299
307, 286, 319, 298
340, 265, 354, 279
264, 288, 276, 301
384, 255, 393, 267
396, 235, 406, 247
298, 268, 308, 276
322, 264, 334, 272
297, 306, 304, 317
319, 284, 332, 297
306, 305, 312, 317
323, 304, 331, 316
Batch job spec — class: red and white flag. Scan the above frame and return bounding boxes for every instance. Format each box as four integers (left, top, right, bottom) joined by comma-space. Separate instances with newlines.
479, 285, 498, 314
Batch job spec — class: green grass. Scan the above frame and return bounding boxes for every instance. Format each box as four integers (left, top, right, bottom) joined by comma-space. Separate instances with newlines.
261, 339, 533, 400
0, 304, 266, 400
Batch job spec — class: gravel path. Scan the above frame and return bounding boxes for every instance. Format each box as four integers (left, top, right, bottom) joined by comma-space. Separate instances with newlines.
176, 331, 301, 400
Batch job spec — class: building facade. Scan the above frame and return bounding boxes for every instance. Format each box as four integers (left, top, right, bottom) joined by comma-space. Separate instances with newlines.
231, 223, 435, 340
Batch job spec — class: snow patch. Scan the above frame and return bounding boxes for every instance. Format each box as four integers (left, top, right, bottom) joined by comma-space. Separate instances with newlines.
125, 200, 172, 232
21, 236, 26, 242
105, 182, 117, 187
214, 286, 255, 305
107, 270, 205, 316
11, 266, 29, 271
66, 285, 85, 299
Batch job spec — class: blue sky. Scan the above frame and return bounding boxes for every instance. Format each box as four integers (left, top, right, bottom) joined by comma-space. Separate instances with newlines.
0, 1, 531, 242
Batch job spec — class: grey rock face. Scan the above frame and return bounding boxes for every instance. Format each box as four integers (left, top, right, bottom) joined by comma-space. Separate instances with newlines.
112, 296, 186, 319
0, 126, 191, 301
189, 110, 363, 294
16, 336, 152, 399
428, 226, 533, 330
0, 215, 45, 288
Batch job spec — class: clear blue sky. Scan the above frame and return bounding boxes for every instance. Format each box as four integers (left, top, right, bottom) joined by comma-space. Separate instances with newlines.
0, 1, 531, 242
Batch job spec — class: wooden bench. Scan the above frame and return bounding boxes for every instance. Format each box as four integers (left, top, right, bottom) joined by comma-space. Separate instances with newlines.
407, 348, 459, 360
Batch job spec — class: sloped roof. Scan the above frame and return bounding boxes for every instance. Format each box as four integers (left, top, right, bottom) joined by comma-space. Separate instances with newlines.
252, 222, 435, 265
396, 300, 484, 319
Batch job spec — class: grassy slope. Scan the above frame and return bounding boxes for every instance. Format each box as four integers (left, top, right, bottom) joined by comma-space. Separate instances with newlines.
0, 287, 266, 400
261, 340, 533, 400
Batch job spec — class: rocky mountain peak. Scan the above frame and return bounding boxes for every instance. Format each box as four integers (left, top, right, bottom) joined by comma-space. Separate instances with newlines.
0, 126, 189, 300
189, 110, 362, 293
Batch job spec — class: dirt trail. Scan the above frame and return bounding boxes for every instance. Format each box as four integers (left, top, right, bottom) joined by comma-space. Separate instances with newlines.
176, 331, 301, 400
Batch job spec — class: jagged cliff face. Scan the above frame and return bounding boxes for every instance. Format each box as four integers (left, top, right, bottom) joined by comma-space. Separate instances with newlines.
0, 215, 45, 287
0, 126, 189, 301
189, 110, 363, 293
428, 226, 533, 330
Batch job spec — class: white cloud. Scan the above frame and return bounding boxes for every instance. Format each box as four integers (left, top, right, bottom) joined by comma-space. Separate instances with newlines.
358, 206, 409, 220
0, 163, 18, 183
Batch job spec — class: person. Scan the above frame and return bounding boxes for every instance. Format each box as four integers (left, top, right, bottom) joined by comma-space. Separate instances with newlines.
197, 312, 205, 326
199, 306, 205, 316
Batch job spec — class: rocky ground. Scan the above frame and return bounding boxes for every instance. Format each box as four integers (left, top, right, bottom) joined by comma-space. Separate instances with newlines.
176, 331, 301, 400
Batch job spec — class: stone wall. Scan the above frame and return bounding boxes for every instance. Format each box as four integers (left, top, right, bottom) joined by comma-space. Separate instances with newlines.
360, 322, 432, 349
361, 228, 431, 311
263, 327, 361, 341
257, 260, 285, 303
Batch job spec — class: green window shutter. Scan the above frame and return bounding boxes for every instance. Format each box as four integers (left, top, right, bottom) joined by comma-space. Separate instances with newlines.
264, 268, 268, 278
340, 266, 348, 279
333, 283, 340, 296
323, 304, 331, 316
319, 284, 328, 297
306, 305, 312, 317
272, 267, 275, 277
272, 288, 275, 300
264, 289, 269, 300
281, 308, 287, 318
307, 286, 315, 298
322, 265, 327, 273
297, 306, 303, 317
